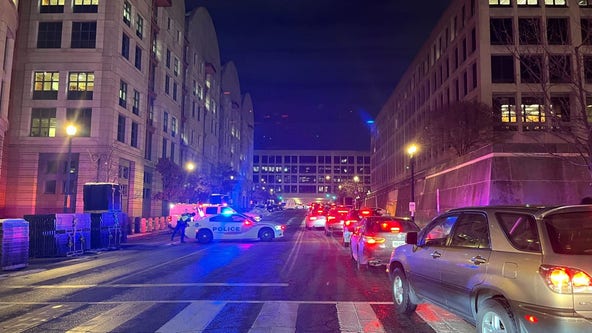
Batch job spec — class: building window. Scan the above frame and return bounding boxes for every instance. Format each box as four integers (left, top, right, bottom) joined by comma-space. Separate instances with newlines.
519, 55, 543, 83
581, 0, 592, 7
119, 80, 127, 108
33, 71, 59, 100
37, 22, 62, 48
174, 58, 179, 76
517, 0, 539, 5
71, 22, 97, 48
491, 55, 515, 83
166, 49, 171, 68
117, 115, 126, 142
170, 142, 175, 162
165, 75, 170, 95
67, 72, 94, 100
171, 117, 177, 137
123, 1, 131, 26
162, 138, 167, 158
73, 0, 98, 13
489, 0, 511, 6
131, 122, 138, 147
30, 108, 57, 137
581, 18, 592, 45
521, 96, 546, 124
550, 95, 570, 122
132, 90, 140, 115
549, 54, 571, 83
66, 108, 92, 137
545, 0, 566, 6
163, 112, 169, 132
490, 18, 513, 45
173, 82, 178, 101
135, 46, 142, 70
136, 15, 144, 39
493, 96, 517, 130
122, 33, 130, 59
519, 17, 542, 45
40, 0, 65, 13
547, 18, 569, 45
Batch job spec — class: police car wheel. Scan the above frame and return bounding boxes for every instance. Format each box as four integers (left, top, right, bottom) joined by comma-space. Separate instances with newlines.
196, 229, 213, 244
258, 228, 274, 241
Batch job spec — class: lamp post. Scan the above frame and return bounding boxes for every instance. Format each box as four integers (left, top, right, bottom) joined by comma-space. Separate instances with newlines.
63, 124, 77, 213
353, 175, 360, 209
407, 144, 418, 221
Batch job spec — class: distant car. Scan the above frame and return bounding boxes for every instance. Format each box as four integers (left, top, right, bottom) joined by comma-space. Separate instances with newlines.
305, 206, 328, 230
350, 216, 418, 271
184, 212, 285, 244
388, 205, 592, 333
342, 207, 384, 247
324, 206, 350, 236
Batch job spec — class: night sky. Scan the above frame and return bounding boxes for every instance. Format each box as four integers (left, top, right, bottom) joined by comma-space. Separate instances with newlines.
185, 1, 452, 150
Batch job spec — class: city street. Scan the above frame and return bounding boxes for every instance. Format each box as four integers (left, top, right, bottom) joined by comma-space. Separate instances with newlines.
0, 210, 473, 333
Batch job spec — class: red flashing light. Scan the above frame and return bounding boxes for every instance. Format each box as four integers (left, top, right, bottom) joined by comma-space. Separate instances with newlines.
243, 220, 253, 226
361, 210, 371, 215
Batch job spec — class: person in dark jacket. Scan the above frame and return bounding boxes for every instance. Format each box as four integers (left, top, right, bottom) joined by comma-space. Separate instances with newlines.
172, 211, 193, 242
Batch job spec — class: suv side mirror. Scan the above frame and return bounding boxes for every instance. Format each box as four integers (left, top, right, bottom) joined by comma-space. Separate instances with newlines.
406, 231, 418, 245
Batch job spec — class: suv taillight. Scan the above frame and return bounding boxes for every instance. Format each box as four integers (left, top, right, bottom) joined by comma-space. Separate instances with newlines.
363, 235, 385, 245
539, 265, 592, 293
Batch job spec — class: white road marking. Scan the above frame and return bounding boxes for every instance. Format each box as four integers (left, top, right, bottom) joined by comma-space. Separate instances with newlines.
66, 302, 153, 333
0, 282, 289, 289
0, 303, 84, 333
248, 301, 298, 333
156, 301, 225, 332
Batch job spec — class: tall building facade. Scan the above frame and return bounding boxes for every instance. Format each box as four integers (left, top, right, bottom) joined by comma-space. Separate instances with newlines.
253, 150, 371, 205
372, 0, 592, 223
0, 0, 18, 209
0, 1, 254, 217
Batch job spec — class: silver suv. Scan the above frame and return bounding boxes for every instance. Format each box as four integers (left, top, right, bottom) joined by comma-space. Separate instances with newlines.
387, 205, 592, 333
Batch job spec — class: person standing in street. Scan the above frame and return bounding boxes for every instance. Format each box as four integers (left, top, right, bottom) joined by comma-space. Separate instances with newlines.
172, 211, 192, 243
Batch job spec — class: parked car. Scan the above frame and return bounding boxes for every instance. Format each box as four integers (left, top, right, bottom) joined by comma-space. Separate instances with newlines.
388, 205, 592, 333
324, 205, 350, 236
342, 207, 385, 247
350, 216, 418, 271
185, 212, 285, 244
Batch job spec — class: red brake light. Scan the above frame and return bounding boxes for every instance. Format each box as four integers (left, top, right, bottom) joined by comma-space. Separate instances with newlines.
243, 219, 253, 226
361, 210, 370, 215
539, 265, 592, 293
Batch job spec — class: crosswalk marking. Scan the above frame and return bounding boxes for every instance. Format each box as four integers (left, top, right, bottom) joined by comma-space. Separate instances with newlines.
0, 303, 84, 333
248, 301, 298, 332
337, 302, 386, 333
156, 301, 225, 332
66, 302, 152, 333
0, 300, 473, 333
1, 282, 289, 289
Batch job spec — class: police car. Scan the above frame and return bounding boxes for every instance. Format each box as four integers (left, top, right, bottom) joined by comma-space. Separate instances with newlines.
184, 211, 285, 244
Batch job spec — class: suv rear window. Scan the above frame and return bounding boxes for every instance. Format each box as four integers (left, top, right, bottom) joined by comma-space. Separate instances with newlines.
367, 217, 419, 233
544, 212, 592, 255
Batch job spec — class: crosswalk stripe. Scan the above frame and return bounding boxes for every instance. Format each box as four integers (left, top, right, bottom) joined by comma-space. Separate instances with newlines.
66, 302, 153, 333
248, 301, 298, 332
156, 301, 224, 332
337, 302, 386, 333
0, 303, 84, 333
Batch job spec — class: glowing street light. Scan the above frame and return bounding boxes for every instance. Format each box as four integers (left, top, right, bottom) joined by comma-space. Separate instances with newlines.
407, 144, 418, 221
63, 124, 77, 213
185, 161, 195, 172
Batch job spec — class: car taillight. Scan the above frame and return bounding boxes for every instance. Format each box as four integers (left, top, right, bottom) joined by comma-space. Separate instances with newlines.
309, 216, 317, 221
382, 222, 401, 233
363, 235, 385, 244
328, 216, 335, 221
243, 220, 253, 226
539, 265, 592, 293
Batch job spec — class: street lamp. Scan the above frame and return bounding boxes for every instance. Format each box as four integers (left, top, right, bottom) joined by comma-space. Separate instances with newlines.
407, 144, 418, 221
185, 161, 195, 172
63, 124, 77, 213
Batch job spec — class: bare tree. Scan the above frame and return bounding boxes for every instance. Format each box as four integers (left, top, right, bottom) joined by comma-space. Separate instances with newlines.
421, 101, 499, 157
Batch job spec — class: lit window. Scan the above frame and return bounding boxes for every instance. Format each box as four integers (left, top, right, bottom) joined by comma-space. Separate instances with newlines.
40, 0, 65, 13
123, 1, 131, 26
68, 72, 94, 100
119, 80, 127, 108
73, 0, 98, 13
489, 0, 510, 5
30, 108, 57, 137
33, 71, 59, 100
545, 0, 566, 5
136, 15, 144, 39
